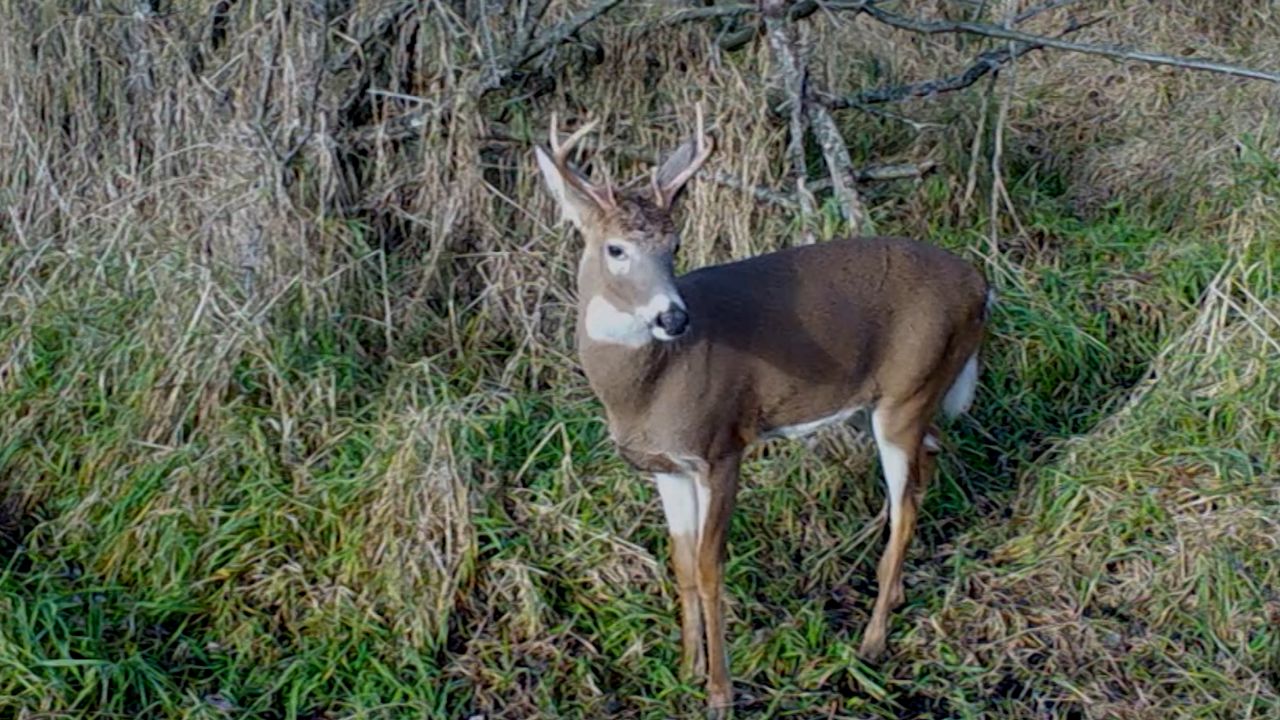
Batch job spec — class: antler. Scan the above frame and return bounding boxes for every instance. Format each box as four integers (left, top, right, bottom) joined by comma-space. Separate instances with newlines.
549, 112, 616, 210
653, 103, 715, 209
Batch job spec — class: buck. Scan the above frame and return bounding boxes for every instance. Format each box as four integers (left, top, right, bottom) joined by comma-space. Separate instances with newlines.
534, 108, 991, 711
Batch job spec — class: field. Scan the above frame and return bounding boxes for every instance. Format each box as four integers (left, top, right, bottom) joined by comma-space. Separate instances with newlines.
1, 1, 1278, 718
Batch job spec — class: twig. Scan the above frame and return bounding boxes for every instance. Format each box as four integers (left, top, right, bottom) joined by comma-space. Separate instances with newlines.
959, 77, 991, 216
860, 2, 1280, 84
989, 46, 1010, 250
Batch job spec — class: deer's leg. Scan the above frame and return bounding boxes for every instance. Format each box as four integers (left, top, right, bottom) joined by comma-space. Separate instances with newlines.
890, 423, 941, 608
917, 424, 941, 508
860, 404, 927, 659
697, 455, 740, 710
654, 472, 706, 679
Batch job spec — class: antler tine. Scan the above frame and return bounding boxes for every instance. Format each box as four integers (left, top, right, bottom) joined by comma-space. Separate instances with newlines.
551, 115, 600, 167
547, 112, 615, 210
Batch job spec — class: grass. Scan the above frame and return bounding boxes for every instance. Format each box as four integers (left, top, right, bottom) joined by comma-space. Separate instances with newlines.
3, 1, 1279, 718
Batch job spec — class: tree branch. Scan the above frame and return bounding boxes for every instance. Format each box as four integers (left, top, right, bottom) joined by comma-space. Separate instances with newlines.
821, 14, 1100, 108
1012, 0, 1082, 25
711, 162, 934, 210
351, 0, 624, 143
518, 0, 624, 66
763, 0, 818, 239
860, 2, 1280, 84
718, 0, 819, 53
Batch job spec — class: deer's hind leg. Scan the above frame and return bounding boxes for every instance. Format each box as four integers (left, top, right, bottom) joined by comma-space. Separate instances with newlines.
697, 455, 740, 710
859, 401, 932, 659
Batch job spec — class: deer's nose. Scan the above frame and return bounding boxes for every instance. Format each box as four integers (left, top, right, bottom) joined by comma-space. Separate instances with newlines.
656, 306, 689, 337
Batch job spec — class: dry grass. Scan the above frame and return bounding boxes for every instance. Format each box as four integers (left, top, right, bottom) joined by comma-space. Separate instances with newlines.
1, 1, 1278, 717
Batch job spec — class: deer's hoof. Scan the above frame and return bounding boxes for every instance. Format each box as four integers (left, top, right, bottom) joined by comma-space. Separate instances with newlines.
708, 686, 733, 710
858, 631, 887, 661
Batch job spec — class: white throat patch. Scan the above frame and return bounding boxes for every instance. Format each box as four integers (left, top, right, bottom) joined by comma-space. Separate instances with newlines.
584, 295, 651, 348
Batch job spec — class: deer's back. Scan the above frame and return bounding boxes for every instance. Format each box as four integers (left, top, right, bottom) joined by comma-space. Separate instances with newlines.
676, 236, 988, 434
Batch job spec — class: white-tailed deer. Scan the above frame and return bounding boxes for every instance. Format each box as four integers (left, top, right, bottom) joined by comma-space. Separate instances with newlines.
534, 108, 991, 711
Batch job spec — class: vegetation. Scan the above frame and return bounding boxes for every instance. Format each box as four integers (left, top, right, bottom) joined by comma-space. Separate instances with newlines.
1, 1, 1277, 718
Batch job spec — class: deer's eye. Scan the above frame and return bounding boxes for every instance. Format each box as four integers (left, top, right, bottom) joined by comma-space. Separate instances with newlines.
606, 244, 626, 260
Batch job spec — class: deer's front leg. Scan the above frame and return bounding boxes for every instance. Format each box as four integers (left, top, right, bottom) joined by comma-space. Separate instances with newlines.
654, 473, 706, 679
697, 456, 740, 710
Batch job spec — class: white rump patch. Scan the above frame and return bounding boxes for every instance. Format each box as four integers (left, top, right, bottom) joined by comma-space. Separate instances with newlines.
871, 408, 910, 522
764, 406, 862, 440
655, 472, 702, 540
942, 354, 979, 418
584, 295, 650, 348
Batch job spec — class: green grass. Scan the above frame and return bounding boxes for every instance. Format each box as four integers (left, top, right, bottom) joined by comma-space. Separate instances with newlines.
3, 164, 1277, 718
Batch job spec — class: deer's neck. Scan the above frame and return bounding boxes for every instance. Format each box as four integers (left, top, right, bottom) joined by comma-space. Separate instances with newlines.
574, 262, 683, 434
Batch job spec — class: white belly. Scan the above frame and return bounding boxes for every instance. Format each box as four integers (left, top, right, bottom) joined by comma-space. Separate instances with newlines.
762, 406, 864, 440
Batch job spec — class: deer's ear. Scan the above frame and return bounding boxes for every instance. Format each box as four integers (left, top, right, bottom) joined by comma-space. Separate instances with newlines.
651, 108, 715, 209
653, 138, 700, 207
535, 146, 601, 231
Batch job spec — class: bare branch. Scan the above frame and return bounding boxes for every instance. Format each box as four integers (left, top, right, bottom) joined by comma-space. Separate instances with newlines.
711, 162, 935, 210
352, 0, 624, 143
719, 0, 819, 53
821, 14, 1099, 108
763, 0, 818, 239
518, 0, 624, 65
808, 106, 869, 231
860, 2, 1280, 84
1012, 0, 1082, 25
661, 3, 756, 26
710, 171, 803, 209
684, 0, 1278, 83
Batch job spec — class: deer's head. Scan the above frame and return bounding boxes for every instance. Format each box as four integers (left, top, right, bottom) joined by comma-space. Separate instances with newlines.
535, 108, 714, 347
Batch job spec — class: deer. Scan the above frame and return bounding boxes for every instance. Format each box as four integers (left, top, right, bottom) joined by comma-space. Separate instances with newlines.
533, 107, 992, 712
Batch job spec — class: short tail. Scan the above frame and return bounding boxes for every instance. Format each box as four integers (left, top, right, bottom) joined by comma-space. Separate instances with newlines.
943, 288, 994, 418
941, 354, 979, 418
